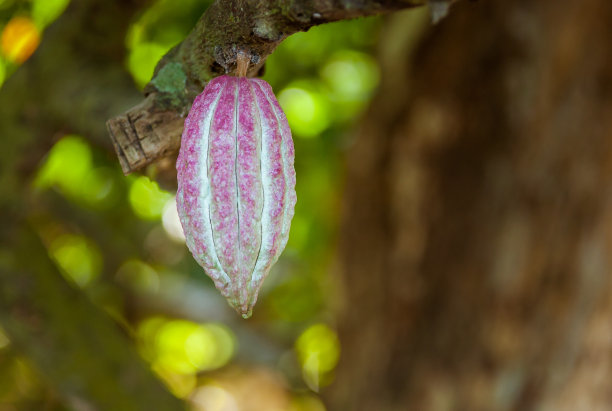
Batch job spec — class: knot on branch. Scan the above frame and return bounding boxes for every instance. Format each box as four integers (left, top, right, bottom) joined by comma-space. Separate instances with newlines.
253, 19, 284, 41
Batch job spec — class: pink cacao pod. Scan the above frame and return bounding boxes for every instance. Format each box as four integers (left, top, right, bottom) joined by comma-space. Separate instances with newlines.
176, 75, 296, 318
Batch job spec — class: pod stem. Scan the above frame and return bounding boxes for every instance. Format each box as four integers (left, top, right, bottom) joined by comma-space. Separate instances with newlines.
236, 51, 250, 77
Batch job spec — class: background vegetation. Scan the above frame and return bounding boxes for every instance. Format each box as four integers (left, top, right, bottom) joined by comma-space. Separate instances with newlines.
3, 0, 611, 410
0, 0, 405, 409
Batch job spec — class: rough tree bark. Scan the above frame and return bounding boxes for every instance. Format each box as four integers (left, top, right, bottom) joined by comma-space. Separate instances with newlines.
331, 0, 612, 410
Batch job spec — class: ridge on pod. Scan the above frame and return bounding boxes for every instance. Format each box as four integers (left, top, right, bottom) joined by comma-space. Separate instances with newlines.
176, 75, 296, 318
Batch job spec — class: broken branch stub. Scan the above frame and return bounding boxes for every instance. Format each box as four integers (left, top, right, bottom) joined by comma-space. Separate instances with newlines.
106, 93, 185, 175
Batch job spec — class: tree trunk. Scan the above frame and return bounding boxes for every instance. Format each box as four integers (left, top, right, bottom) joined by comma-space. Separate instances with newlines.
331, 0, 612, 410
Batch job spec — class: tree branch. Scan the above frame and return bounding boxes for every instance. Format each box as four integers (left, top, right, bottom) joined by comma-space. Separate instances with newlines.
107, 0, 426, 174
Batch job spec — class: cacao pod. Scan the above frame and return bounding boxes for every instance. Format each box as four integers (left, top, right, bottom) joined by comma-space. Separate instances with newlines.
176, 75, 296, 318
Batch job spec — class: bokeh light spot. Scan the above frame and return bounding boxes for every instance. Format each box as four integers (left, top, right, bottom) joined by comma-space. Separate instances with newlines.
154, 320, 201, 374
162, 197, 186, 243
35, 135, 93, 195
138, 318, 235, 376
321, 50, 379, 102
127, 42, 169, 89
137, 316, 166, 361
278, 85, 330, 138
185, 323, 234, 371
1, 16, 40, 63
283, 88, 315, 122
125, 0, 204, 90
49, 234, 102, 287
191, 385, 239, 411
34, 135, 117, 206
153, 365, 197, 398
295, 324, 340, 391
129, 176, 172, 220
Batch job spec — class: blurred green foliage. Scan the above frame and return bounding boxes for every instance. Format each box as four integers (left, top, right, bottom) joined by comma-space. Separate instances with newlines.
126, 0, 213, 88
1, 0, 387, 409
295, 324, 340, 391
129, 176, 173, 220
34, 135, 120, 210
49, 233, 103, 287
0, 0, 66, 81
31, 0, 70, 28
0, 57, 5, 86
